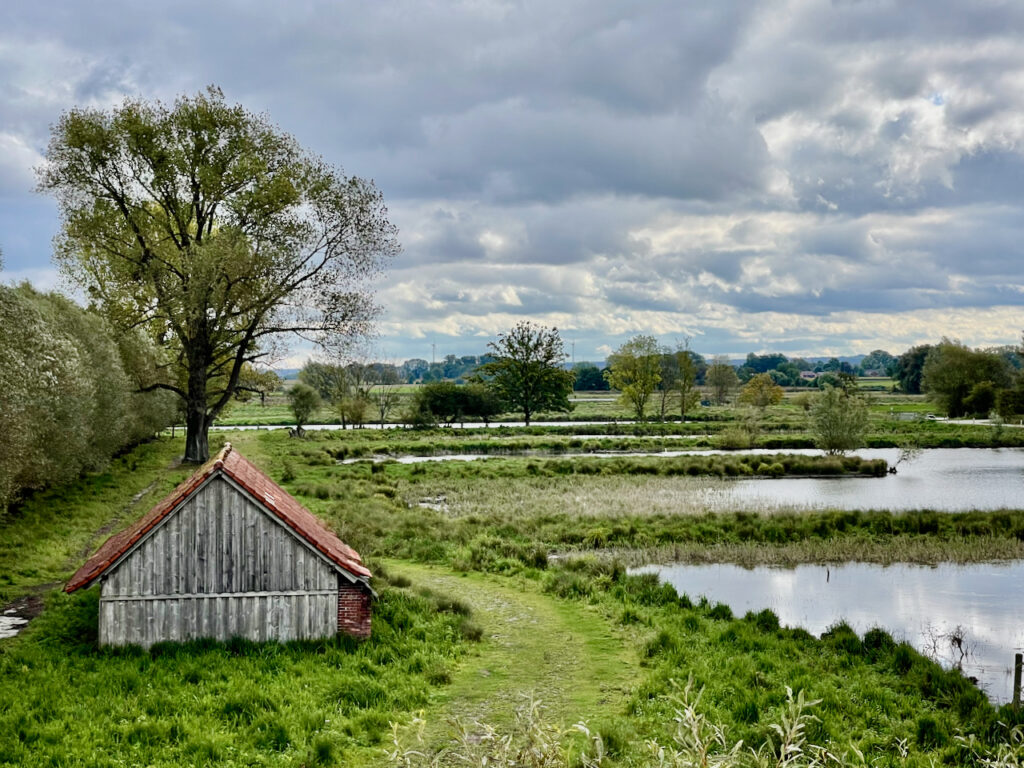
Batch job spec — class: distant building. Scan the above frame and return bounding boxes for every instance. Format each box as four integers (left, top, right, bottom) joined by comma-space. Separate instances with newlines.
799, 371, 819, 381
66, 444, 373, 647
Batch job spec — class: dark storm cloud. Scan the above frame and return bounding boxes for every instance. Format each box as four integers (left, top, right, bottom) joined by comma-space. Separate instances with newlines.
2, 0, 1024, 359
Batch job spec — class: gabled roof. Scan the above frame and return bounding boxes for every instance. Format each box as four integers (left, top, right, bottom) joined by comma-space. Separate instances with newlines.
66, 443, 370, 593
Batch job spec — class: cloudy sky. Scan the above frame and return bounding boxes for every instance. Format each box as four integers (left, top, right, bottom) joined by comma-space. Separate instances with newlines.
2, 0, 1024, 364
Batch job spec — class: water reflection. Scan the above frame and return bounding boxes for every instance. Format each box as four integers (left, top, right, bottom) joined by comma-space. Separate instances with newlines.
340, 448, 1024, 512
634, 561, 1024, 703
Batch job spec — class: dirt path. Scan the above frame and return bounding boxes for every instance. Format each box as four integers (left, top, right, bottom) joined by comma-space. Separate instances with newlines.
384, 562, 638, 748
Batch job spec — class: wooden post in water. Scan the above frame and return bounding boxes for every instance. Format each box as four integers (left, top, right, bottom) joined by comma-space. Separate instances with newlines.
1014, 653, 1022, 709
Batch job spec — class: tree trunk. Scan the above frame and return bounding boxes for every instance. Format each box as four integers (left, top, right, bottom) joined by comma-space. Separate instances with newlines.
184, 406, 210, 463
184, 360, 210, 463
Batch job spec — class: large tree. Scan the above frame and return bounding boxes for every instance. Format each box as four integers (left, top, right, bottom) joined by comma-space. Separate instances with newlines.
605, 335, 661, 421
921, 339, 1013, 417
38, 87, 399, 461
473, 322, 575, 425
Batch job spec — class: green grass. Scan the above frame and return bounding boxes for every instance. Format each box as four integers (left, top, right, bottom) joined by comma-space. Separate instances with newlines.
0, 437, 200, 603
0, 574, 478, 767
543, 561, 1020, 765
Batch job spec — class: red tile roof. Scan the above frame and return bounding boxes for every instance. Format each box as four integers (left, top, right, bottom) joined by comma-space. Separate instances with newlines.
65, 443, 370, 593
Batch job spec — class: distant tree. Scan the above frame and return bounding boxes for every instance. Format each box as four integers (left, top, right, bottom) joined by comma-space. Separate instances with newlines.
675, 346, 702, 420
402, 358, 429, 383
368, 365, 402, 426
655, 346, 680, 421
922, 340, 1012, 417
410, 381, 462, 426
996, 383, 1024, 420
234, 364, 280, 406
810, 386, 869, 455
738, 373, 784, 409
573, 363, 609, 391
299, 361, 347, 401
461, 382, 506, 425
963, 381, 997, 418
745, 352, 789, 374
473, 322, 575, 426
287, 383, 321, 436
706, 356, 739, 405
605, 335, 661, 421
39, 87, 399, 462
859, 349, 896, 376
893, 345, 933, 394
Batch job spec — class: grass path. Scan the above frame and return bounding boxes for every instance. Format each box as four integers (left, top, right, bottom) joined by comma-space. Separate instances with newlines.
382, 561, 639, 754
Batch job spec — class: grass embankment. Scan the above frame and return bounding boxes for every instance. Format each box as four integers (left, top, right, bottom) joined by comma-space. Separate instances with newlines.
0, 576, 480, 767
0, 439, 195, 604
3, 429, 1024, 765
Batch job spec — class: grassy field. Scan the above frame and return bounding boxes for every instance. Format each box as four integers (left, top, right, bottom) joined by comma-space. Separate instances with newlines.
215, 390, 1022, 453
3, 429, 1024, 766
217, 384, 930, 427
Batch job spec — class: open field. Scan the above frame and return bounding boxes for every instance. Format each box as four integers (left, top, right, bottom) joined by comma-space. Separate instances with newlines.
3, 429, 1024, 765
215, 391, 1023, 452
217, 384, 929, 427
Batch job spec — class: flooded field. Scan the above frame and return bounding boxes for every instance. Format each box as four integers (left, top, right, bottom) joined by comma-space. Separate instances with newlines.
634, 561, 1024, 703
347, 447, 1024, 512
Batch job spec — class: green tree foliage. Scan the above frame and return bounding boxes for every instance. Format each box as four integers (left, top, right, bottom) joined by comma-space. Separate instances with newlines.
743, 352, 789, 374
706, 356, 739, 405
407, 382, 505, 426
572, 363, 609, 391
0, 284, 175, 514
39, 87, 399, 462
605, 335, 661, 421
893, 345, 933, 394
859, 349, 896, 376
963, 381, 997, 418
921, 340, 1013, 417
737, 373, 784, 409
298, 362, 348, 401
655, 347, 680, 421
676, 347, 702, 419
287, 383, 321, 435
233, 364, 280, 406
810, 386, 869, 455
473, 322, 574, 426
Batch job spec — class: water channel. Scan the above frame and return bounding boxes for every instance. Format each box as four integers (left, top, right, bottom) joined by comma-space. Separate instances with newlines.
633, 561, 1024, 703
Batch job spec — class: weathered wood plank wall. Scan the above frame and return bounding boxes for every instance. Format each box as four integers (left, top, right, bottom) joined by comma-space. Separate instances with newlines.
99, 476, 341, 647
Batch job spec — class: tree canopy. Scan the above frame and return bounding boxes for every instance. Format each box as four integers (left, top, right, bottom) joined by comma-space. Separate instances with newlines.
38, 87, 399, 461
738, 373, 784, 409
706, 356, 739, 405
810, 386, 868, 455
921, 340, 1013, 417
605, 335, 661, 421
473, 322, 575, 425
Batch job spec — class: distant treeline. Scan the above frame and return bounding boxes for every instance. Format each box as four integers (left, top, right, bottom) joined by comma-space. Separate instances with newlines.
0, 283, 177, 514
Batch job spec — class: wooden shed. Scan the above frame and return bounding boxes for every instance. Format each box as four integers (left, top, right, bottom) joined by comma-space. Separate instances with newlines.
65, 443, 372, 647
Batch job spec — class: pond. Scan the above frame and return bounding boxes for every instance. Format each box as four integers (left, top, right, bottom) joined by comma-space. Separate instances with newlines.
342, 447, 1024, 512
633, 561, 1024, 703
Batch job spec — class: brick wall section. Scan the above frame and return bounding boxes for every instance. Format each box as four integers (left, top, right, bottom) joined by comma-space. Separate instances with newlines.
337, 583, 371, 638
